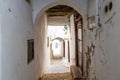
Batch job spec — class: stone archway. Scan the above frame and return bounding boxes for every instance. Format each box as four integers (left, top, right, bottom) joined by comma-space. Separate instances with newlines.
33, 0, 86, 23
33, 0, 87, 79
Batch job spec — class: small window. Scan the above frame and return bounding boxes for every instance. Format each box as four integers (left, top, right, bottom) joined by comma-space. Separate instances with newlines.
27, 39, 34, 64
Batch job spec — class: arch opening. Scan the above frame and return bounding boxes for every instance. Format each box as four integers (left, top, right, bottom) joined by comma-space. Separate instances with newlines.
34, 3, 84, 79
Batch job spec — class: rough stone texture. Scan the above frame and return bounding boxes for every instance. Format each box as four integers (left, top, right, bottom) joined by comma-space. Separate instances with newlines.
39, 72, 73, 80
85, 0, 120, 80
44, 59, 70, 74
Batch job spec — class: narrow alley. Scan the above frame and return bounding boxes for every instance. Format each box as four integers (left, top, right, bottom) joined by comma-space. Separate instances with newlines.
0, 0, 120, 80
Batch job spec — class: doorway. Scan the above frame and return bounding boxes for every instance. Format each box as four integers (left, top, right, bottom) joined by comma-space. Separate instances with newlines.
46, 25, 70, 73
46, 5, 83, 74
35, 5, 84, 76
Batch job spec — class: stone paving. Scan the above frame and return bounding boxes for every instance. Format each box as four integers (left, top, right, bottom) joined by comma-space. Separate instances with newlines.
39, 72, 73, 80
44, 59, 70, 74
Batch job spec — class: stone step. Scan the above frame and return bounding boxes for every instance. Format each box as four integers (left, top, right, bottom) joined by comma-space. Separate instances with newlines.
70, 65, 82, 80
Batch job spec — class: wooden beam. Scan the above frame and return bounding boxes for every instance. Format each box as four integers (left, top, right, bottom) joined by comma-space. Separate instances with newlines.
47, 12, 72, 17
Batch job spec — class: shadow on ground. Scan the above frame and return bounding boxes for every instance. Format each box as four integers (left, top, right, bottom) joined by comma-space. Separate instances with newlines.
38, 72, 73, 80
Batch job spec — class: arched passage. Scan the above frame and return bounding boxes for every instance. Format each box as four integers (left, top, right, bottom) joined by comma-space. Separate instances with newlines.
33, 0, 86, 23
33, 1, 87, 79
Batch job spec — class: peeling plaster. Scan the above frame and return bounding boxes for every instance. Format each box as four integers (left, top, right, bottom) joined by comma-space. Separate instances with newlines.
85, 43, 95, 78
86, 0, 119, 80
105, 12, 116, 24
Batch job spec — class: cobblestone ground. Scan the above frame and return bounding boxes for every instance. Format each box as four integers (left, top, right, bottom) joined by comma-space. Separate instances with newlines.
39, 72, 73, 80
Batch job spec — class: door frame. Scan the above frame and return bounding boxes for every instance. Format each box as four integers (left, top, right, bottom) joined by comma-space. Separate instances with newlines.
74, 12, 84, 75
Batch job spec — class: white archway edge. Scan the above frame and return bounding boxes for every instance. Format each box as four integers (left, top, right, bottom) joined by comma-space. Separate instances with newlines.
33, 0, 88, 23
33, 0, 88, 79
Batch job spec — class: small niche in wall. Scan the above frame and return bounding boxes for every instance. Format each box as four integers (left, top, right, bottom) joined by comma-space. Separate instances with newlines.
26, 0, 31, 4
104, 1, 113, 13
27, 39, 34, 64
109, 2, 113, 11
8, 8, 12, 12
104, 5, 108, 13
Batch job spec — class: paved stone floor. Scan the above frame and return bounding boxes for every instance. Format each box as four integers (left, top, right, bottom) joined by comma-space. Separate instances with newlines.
44, 59, 70, 73
39, 72, 73, 80
39, 58, 72, 80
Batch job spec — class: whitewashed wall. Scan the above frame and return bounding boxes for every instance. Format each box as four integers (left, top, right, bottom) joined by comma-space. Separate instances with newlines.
33, 0, 88, 22
34, 13, 48, 79
1, 0, 34, 80
86, 0, 120, 80
69, 14, 76, 65
0, 0, 2, 79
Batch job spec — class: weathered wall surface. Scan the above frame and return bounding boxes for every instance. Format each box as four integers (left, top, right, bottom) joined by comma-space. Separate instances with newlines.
34, 13, 48, 79
1, 0, 34, 80
33, 0, 88, 22
0, 0, 2, 79
86, 0, 120, 80
69, 14, 76, 65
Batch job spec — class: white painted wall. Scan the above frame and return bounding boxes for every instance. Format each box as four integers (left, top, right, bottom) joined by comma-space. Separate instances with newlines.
86, 0, 120, 80
33, 0, 88, 22
34, 13, 48, 79
1, 0, 35, 80
69, 14, 76, 65
0, 0, 2, 79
